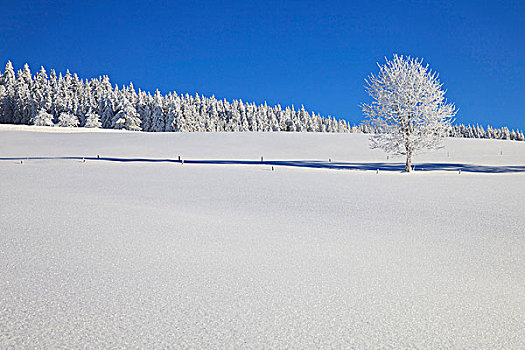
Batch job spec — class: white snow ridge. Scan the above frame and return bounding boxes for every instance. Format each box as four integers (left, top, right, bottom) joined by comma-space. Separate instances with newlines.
1, 126, 524, 348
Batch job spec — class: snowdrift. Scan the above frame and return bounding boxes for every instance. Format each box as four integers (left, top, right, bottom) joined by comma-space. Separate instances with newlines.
1, 126, 524, 348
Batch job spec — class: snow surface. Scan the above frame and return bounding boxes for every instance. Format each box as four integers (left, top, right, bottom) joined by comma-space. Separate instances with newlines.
1, 125, 524, 348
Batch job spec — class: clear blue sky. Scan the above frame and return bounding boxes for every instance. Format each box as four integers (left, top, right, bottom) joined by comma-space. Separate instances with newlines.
1, 0, 523, 130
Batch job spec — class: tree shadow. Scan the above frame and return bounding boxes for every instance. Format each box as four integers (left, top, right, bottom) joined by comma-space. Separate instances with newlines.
1, 156, 524, 173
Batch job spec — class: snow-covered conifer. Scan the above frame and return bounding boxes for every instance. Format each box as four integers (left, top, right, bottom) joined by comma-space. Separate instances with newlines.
501, 127, 510, 140
100, 92, 115, 128
112, 97, 141, 131
13, 64, 33, 124
58, 112, 79, 127
29, 66, 49, 120
31, 108, 54, 126
84, 112, 102, 128
150, 90, 165, 132
165, 95, 182, 132
0, 61, 16, 123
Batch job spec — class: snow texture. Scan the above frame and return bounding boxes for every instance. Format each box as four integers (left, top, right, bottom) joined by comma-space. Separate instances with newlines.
1, 126, 524, 348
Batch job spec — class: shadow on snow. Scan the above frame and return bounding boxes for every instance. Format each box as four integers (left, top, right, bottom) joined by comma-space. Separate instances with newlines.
1, 156, 525, 173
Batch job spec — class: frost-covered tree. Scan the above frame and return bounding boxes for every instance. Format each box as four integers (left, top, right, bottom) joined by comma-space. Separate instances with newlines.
31, 108, 54, 126
99, 92, 114, 128
29, 66, 50, 120
13, 64, 32, 124
84, 112, 102, 128
0, 61, 16, 123
57, 112, 79, 127
165, 94, 182, 132
112, 97, 141, 131
181, 100, 199, 132
362, 55, 456, 172
150, 89, 165, 132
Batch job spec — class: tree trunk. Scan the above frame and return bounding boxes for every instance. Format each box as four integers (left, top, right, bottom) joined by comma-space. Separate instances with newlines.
405, 153, 412, 172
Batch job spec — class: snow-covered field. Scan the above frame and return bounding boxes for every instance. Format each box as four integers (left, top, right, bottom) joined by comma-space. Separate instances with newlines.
1, 125, 524, 348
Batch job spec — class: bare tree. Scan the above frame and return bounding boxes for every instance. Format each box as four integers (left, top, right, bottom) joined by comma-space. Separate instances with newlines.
362, 55, 456, 172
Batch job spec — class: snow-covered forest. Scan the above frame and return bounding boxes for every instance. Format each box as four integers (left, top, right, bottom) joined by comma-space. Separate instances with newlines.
0, 61, 523, 140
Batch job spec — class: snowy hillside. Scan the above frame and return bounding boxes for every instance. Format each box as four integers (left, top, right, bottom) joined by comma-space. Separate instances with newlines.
1, 126, 524, 348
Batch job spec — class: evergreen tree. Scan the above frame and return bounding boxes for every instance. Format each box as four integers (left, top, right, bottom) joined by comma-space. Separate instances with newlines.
48, 69, 59, 120
150, 90, 165, 132
112, 97, 141, 131
58, 112, 80, 127
165, 95, 182, 132
0, 61, 16, 123
31, 108, 54, 126
13, 65, 33, 124
29, 66, 49, 120
100, 91, 115, 128
84, 112, 102, 128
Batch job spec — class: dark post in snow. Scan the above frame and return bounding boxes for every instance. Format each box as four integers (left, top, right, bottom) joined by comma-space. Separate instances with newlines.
261, 156, 264, 163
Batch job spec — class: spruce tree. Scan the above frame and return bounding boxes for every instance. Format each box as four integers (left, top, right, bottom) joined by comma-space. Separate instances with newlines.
150, 90, 165, 132
84, 112, 102, 128
58, 112, 79, 127
112, 96, 141, 131
31, 108, 54, 126
0, 61, 16, 123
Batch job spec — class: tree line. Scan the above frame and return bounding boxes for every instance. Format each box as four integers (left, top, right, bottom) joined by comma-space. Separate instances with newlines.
0, 61, 523, 141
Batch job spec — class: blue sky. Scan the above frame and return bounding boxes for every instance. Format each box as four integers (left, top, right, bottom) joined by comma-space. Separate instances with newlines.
1, 0, 523, 130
